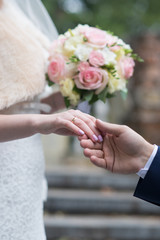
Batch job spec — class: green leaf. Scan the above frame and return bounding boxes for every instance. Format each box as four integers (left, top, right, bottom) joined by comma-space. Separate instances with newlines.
130, 53, 144, 62
95, 25, 102, 29
64, 97, 71, 108
68, 28, 74, 36
69, 55, 80, 63
83, 91, 94, 102
110, 42, 117, 47
89, 94, 99, 104
98, 88, 108, 103
106, 92, 115, 98
124, 49, 133, 54
102, 64, 115, 71
73, 85, 82, 94
83, 37, 88, 42
106, 30, 114, 36
46, 74, 55, 86
98, 88, 115, 103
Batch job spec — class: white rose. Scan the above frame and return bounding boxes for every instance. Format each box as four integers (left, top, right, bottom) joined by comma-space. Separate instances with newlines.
74, 44, 92, 61
117, 39, 131, 50
99, 48, 116, 65
64, 36, 83, 54
108, 75, 127, 93
75, 24, 90, 33
65, 62, 77, 78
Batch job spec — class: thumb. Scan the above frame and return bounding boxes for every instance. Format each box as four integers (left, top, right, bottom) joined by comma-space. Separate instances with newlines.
96, 119, 122, 136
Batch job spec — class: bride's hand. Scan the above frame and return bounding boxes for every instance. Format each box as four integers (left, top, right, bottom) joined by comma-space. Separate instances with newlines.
35, 109, 103, 142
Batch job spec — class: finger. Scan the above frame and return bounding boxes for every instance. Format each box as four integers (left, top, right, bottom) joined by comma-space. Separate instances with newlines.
74, 117, 103, 143
82, 112, 96, 123
74, 111, 103, 143
78, 135, 88, 141
54, 128, 76, 136
60, 120, 85, 136
72, 109, 96, 123
80, 139, 102, 150
90, 156, 107, 169
96, 119, 124, 136
72, 117, 98, 142
84, 148, 103, 158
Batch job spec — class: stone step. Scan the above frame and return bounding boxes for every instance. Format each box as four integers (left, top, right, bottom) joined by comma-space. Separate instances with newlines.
44, 189, 160, 215
46, 166, 138, 190
45, 215, 160, 240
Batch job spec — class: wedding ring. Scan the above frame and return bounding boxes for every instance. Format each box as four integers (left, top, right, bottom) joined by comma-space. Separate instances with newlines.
72, 117, 77, 123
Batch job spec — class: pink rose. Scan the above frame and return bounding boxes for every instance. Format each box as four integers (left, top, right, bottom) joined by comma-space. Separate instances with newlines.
89, 51, 105, 67
48, 55, 65, 83
78, 62, 90, 72
120, 56, 135, 79
81, 27, 108, 48
75, 66, 108, 92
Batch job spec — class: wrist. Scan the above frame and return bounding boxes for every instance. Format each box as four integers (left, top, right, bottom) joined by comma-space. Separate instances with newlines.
31, 114, 50, 134
32, 114, 58, 135
138, 142, 155, 171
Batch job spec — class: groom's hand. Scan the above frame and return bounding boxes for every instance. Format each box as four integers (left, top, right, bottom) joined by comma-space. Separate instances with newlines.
80, 119, 154, 174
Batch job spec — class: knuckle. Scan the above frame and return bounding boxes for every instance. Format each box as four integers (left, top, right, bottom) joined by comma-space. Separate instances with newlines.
80, 141, 84, 148
122, 125, 128, 131
75, 110, 80, 115
90, 157, 95, 164
90, 115, 96, 122
68, 109, 73, 114
85, 119, 91, 125
76, 119, 83, 127
64, 121, 70, 128
56, 116, 61, 122
84, 148, 90, 157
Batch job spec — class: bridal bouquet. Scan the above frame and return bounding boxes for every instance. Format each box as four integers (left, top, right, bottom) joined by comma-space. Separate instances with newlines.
47, 24, 142, 107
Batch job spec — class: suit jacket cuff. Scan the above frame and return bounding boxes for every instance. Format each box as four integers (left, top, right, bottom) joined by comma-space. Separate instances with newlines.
134, 146, 160, 206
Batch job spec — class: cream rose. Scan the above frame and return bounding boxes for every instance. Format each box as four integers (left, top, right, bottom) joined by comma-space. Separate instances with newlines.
60, 78, 80, 106
107, 74, 127, 93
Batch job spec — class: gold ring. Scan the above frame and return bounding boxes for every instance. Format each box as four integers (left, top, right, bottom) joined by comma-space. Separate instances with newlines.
72, 117, 76, 123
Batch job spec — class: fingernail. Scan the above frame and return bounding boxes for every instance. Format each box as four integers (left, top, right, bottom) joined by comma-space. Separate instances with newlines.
79, 129, 84, 135
92, 134, 98, 141
98, 135, 103, 142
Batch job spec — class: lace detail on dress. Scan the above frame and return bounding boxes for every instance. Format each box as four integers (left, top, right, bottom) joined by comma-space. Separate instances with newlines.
0, 134, 46, 240
0, 101, 47, 240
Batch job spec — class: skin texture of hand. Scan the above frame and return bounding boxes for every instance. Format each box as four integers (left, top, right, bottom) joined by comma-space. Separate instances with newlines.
0, 110, 103, 143
35, 110, 102, 142
80, 119, 154, 174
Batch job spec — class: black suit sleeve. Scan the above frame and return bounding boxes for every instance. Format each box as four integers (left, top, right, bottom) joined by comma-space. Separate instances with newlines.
134, 146, 160, 206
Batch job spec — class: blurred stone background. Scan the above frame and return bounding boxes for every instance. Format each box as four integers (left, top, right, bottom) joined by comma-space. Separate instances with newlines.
40, 1, 160, 239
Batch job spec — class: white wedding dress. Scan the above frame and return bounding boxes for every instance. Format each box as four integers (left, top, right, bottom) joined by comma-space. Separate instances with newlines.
0, 103, 47, 240
0, 1, 57, 239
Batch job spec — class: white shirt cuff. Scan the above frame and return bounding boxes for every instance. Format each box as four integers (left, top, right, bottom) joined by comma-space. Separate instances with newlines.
136, 144, 158, 179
